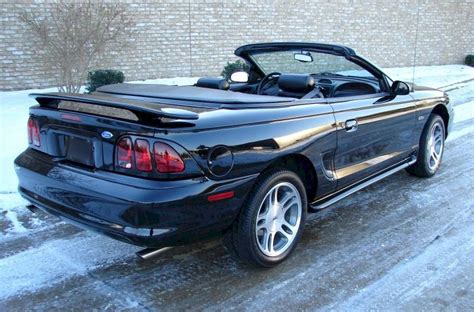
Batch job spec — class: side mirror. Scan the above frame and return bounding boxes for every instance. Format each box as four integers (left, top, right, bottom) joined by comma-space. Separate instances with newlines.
230, 71, 249, 83
391, 80, 410, 95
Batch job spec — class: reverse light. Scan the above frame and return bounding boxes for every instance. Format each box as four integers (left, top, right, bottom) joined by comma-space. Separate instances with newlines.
27, 117, 41, 147
134, 139, 152, 172
153, 142, 185, 173
117, 137, 133, 169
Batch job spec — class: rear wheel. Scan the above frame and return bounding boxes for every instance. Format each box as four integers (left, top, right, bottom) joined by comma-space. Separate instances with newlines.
229, 168, 307, 267
406, 114, 445, 177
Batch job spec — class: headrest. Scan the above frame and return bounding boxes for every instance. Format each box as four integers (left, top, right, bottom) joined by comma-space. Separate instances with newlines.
196, 77, 230, 90
278, 74, 315, 93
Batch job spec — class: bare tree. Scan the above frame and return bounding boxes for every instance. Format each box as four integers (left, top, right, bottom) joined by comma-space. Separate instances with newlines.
20, 1, 134, 93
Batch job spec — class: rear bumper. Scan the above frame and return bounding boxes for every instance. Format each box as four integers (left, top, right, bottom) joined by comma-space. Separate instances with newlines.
15, 148, 257, 248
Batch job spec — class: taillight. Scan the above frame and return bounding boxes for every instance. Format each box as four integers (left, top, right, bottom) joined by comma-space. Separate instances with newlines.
134, 139, 152, 172
116, 137, 185, 174
117, 138, 133, 169
153, 142, 185, 173
27, 117, 41, 147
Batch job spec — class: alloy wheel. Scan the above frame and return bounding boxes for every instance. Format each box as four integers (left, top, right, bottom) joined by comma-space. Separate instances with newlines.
255, 182, 302, 257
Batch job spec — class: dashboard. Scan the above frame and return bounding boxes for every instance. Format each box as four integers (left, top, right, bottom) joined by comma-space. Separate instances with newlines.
312, 76, 380, 98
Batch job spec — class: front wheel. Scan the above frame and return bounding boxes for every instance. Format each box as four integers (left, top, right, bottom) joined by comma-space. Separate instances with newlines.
406, 114, 445, 177
230, 168, 307, 267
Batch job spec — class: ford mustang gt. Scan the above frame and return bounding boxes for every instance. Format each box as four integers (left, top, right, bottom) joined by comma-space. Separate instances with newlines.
15, 42, 453, 267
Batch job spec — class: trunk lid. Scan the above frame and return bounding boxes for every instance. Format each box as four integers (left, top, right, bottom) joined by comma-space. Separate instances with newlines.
27, 93, 203, 176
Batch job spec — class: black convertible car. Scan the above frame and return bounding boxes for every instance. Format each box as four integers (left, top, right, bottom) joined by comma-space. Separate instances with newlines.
15, 42, 453, 267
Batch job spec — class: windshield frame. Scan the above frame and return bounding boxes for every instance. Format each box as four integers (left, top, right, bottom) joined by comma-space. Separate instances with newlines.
248, 50, 376, 81
235, 43, 392, 93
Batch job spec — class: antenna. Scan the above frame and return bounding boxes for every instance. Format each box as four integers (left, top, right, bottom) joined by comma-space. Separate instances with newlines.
412, 0, 421, 86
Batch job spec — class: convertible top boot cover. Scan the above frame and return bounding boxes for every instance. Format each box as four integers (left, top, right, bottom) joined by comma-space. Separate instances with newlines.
97, 83, 294, 106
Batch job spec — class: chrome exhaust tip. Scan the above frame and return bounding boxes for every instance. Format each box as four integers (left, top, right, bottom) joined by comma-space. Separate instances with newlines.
136, 247, 173, 260
26, 204, 40, 213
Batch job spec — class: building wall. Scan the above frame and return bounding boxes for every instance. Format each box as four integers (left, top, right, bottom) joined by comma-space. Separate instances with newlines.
0, 0, 473, 91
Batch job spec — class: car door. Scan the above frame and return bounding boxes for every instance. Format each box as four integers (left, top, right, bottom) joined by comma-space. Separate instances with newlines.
330, 93, 417, 189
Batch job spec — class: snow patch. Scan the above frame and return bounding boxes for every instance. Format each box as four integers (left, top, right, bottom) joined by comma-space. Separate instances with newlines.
383, 65, 474, 88
0, 232, 137, 300
453, 101, 474, 124
3, 210, 27, 234
447, 124, 474, 142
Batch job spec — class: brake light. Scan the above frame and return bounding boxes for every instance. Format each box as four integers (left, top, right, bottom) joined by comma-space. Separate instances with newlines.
27, 117, 41, 147
134, 139, 152, 172
153, 142, 185, 173
116, 138, 185, 174
117, 138, 133, 169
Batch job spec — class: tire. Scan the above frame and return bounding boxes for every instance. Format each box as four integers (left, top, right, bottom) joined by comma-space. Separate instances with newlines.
406, 114, 446, 177
230, 168, 307, 267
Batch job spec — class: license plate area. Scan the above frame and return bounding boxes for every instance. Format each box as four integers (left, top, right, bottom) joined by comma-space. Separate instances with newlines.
65, 136, 95, 167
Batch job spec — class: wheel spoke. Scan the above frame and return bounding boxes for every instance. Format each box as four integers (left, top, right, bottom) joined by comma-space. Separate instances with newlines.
282, 197, 298, 213
280, 192, 293, 206
267, 187, 278, 207
278, 226, 292, 240
272, 187, 279, 206
428, 136, 434, 147
268, 232, 275, 253
257, 208, 268, 221
261, 230, 270, 252
256, 220, 267, 232
282, 219, 297, 233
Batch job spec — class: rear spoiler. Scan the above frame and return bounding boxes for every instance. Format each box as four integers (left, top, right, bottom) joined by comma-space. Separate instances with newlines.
29, 93, 199, 121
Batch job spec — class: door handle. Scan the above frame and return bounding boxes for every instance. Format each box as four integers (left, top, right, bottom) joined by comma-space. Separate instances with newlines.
344, 119, 358, 132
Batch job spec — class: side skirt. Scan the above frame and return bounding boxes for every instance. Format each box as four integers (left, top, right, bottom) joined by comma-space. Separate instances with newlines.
310, 156, 416, 210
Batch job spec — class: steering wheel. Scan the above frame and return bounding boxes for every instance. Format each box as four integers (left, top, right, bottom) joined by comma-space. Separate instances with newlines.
257, 72, 281, 95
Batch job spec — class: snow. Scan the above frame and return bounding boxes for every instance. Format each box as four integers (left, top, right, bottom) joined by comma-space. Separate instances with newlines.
447, 124, 474, 143
0, 65, 473, 306
383, 64, 474, 89
329, 211, 474, 310
0, 232, 135, 300
453, 101, 474, 124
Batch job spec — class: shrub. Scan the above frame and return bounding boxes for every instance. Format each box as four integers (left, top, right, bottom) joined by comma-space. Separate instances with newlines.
466, 55, 474, 67
221, 60, 250, 80
86, 69, 125, 93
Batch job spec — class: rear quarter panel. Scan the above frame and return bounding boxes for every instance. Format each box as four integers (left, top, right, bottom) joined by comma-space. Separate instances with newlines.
159, 102, 338, 198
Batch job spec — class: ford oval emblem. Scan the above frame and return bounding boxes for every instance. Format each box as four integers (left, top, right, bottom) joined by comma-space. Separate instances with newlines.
101, 131, 114, 139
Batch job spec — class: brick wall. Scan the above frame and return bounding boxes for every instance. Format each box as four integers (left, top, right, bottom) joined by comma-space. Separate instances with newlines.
1, 0, 473, 91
